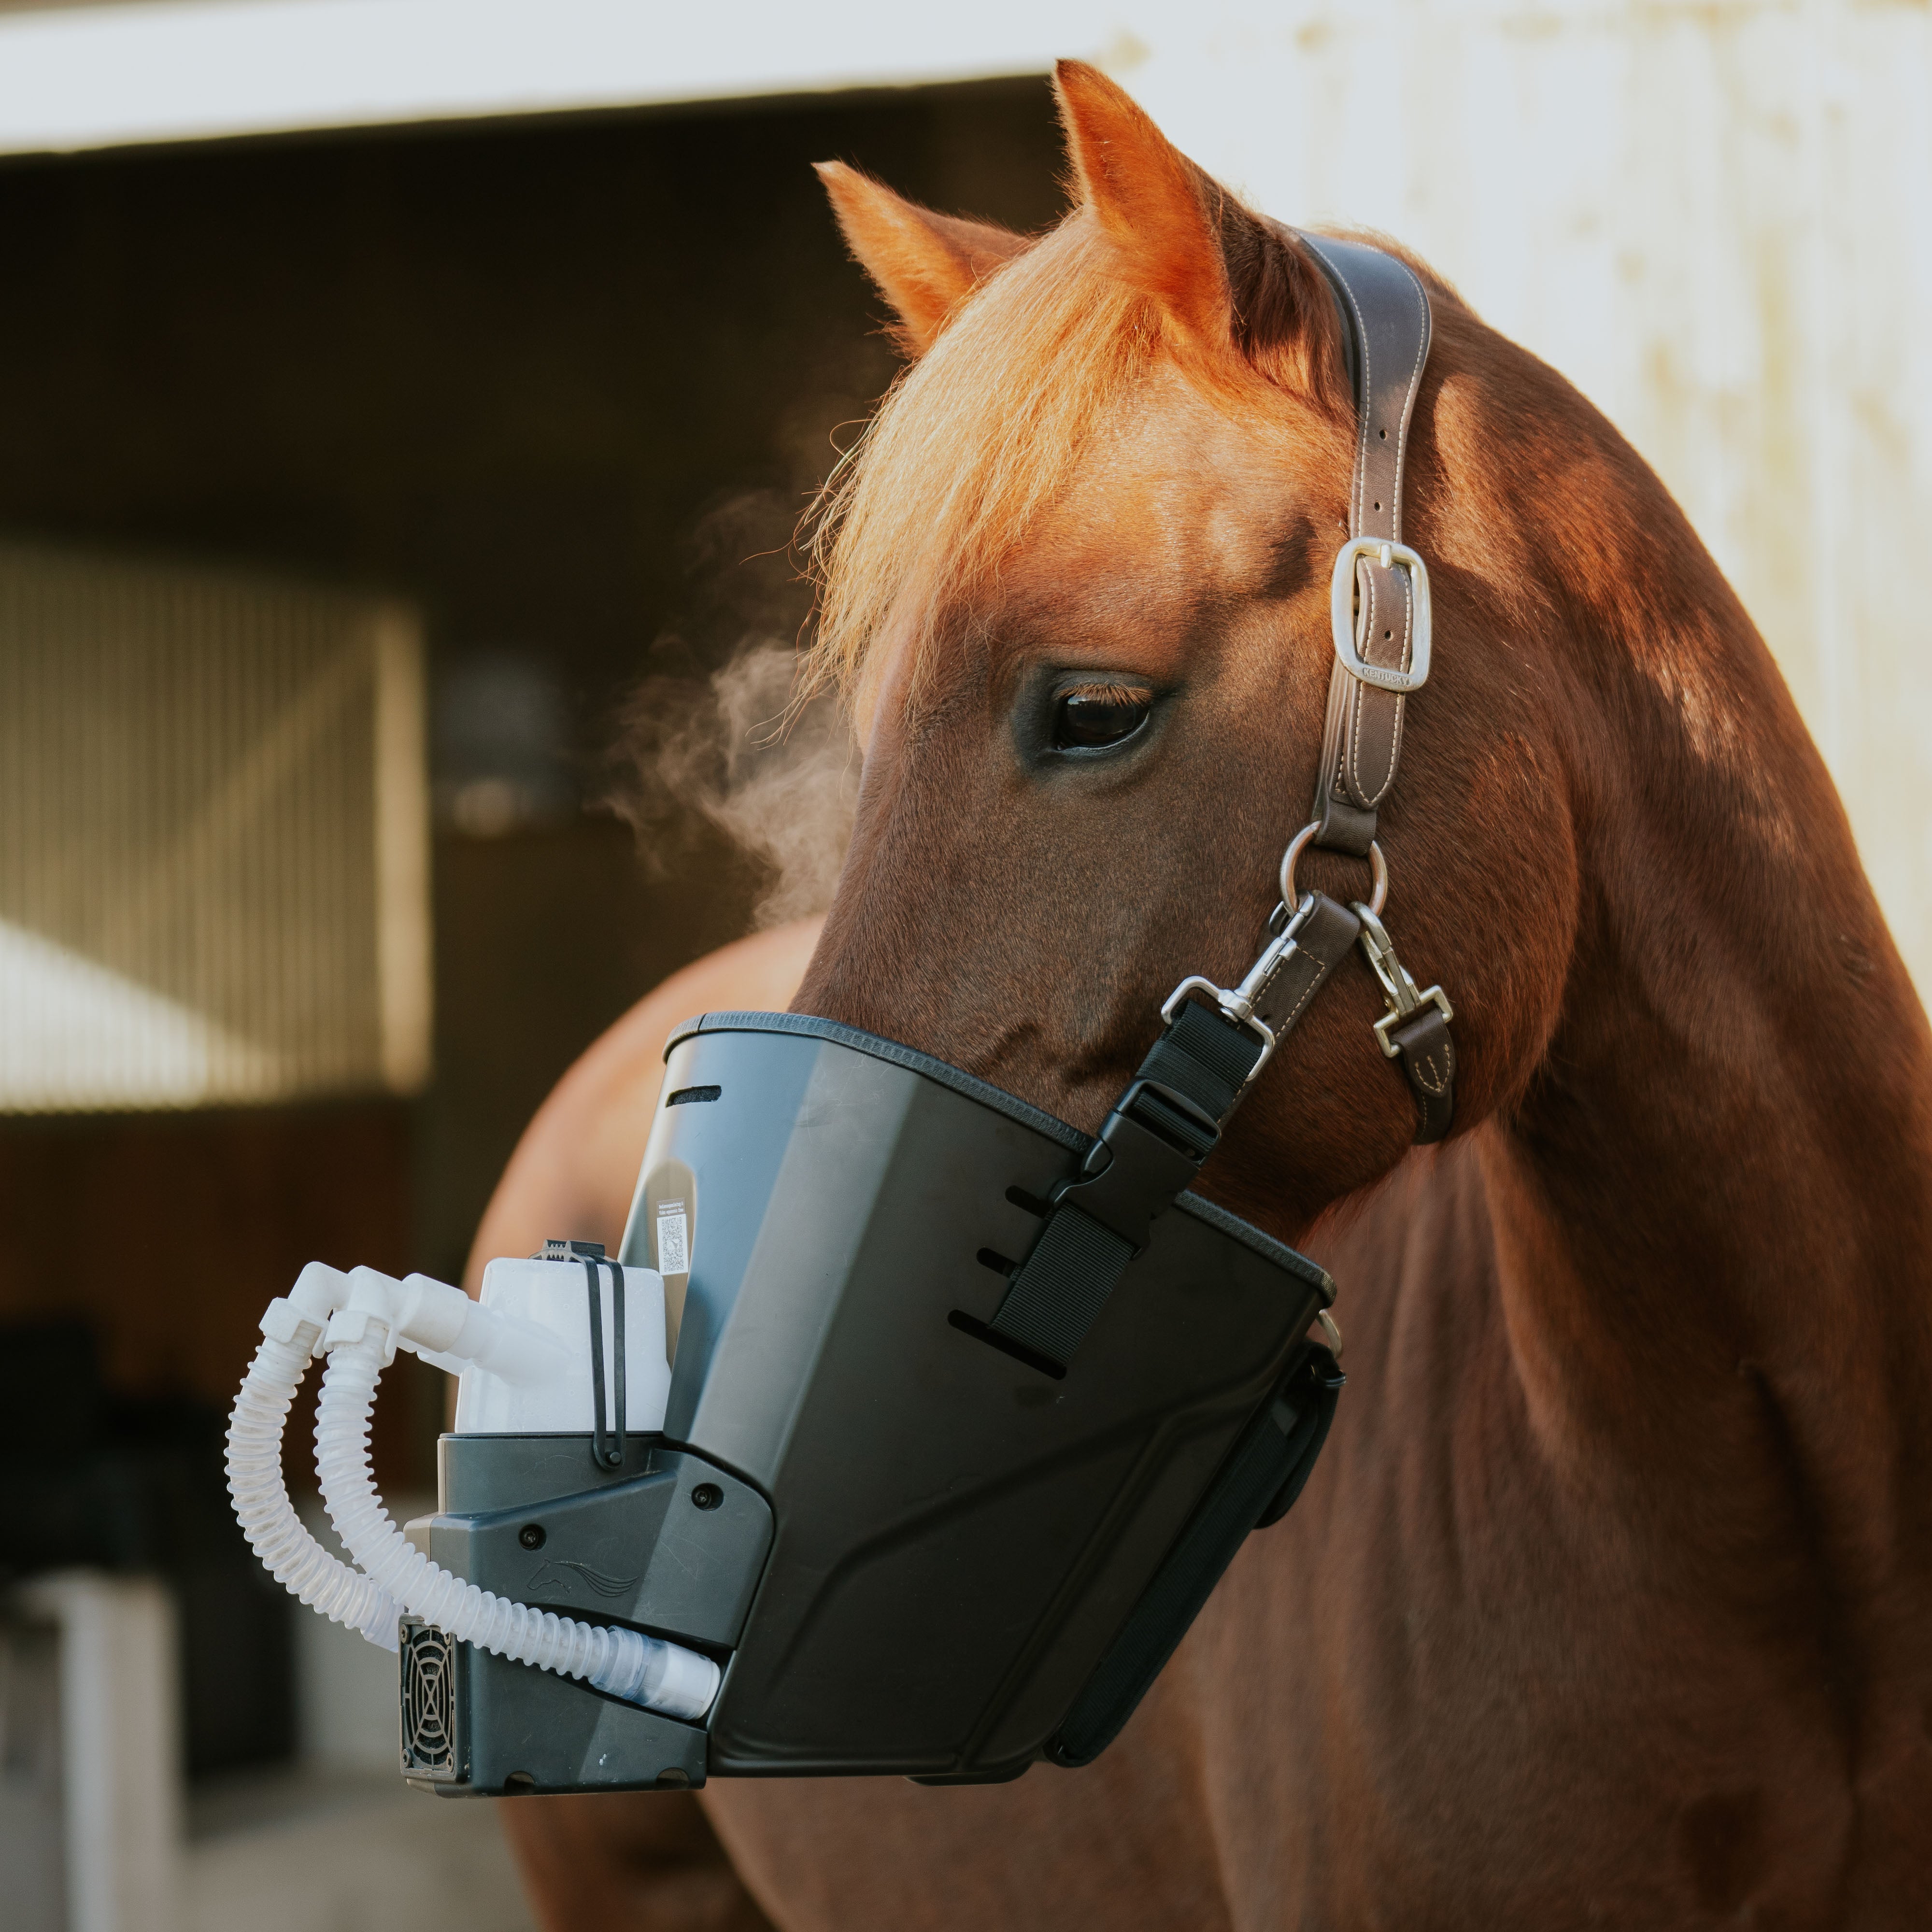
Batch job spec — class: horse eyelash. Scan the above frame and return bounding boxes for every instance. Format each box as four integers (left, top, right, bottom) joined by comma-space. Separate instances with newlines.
1062, 682, 1154, 708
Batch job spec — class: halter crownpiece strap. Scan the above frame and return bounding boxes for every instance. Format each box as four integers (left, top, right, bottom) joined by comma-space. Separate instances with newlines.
1294, 232, 1434, 860
1295, 232, 1457, 1146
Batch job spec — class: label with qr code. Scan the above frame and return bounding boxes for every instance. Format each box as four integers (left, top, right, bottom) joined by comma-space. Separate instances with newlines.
655, 1202, 690, 1276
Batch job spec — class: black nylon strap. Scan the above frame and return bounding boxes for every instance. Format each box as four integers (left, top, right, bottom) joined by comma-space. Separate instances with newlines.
987, 1208, 1134, 1365
990, 1001, 1260, 1365
1137, 999, 1264, 1118
583, 1258, 627, 1470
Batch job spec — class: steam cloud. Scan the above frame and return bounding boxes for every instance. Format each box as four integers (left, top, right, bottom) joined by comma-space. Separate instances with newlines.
608, 640, 857, 930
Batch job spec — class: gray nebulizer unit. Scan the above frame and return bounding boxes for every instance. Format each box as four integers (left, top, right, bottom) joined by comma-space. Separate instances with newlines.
233, 1012, 1339, 1795
412, 1012, 1335, 1791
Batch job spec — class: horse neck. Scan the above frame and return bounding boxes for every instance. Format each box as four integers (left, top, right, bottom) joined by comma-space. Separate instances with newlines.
1477, 526, 1932, 1631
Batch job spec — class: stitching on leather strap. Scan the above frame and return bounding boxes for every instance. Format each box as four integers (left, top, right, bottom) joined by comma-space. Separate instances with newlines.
1388, 260, 1430, 538
1410, 1050, 1450, 1095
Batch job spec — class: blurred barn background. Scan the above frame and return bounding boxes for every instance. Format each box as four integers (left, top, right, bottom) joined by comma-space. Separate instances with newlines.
0, 4, 1923, 1930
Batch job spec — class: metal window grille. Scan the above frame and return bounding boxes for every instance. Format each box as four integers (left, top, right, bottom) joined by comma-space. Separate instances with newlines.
0, 538, 431, 1111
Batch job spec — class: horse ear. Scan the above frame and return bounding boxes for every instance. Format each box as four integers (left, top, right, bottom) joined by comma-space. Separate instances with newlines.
1054, 60, 1233, 350
815, 161, 1029, 355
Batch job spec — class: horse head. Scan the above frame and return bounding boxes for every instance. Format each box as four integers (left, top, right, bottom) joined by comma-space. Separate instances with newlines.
795, 61, 1606, 1243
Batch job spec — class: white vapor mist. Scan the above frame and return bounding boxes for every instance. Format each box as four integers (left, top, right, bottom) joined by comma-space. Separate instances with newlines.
609, 640, 856, 930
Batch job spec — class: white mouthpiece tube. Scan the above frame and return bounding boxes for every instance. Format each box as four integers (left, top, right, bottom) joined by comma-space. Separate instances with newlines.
386, 1267, 576, 1386
315, 1326, 719, 1722
224, 1263, 402, 1650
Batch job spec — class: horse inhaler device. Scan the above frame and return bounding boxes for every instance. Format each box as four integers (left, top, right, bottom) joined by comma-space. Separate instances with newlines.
228, 1013, 1343, 1792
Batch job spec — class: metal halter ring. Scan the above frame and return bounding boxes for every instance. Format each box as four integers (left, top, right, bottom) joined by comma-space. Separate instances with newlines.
1279, 821, 1387, 919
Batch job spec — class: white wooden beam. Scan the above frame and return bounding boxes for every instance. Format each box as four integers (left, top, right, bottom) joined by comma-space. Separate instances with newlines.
0, 0, 1121, 158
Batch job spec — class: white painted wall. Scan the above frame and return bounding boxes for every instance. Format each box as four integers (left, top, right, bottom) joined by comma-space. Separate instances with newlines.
0, 0, 1924, 990
1122, 1, 1932, 997
0, 0, 1108, 154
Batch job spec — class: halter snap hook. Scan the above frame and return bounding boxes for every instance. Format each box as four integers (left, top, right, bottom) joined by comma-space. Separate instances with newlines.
1351, 904, 1453, 1058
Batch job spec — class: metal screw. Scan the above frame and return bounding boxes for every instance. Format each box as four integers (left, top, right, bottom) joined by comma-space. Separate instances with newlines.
518, 1524, 546, 1549
691, 1484, 722, 1511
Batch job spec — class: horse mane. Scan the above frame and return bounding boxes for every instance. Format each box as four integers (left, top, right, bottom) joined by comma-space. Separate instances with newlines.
802, 192, 1362, 712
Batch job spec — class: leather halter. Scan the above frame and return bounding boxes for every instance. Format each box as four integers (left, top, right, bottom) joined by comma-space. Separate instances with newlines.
984, 236, 1457, 1377
1294, 232, 1458, 1145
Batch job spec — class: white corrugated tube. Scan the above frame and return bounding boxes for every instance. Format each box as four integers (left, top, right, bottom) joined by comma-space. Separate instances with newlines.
224, 1262, 402, 1649
314, 1305, 719, 1723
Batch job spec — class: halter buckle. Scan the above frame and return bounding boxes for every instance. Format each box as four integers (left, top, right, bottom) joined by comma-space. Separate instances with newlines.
1330, 536, 1432, 695
1352, 904, 1453, 1058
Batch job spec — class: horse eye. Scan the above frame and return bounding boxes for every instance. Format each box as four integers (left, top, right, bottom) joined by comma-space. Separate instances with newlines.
1052, 685, 1153, 751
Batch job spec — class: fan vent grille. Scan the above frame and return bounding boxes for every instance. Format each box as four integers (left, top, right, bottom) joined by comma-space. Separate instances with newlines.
400, 1619, 460, 1777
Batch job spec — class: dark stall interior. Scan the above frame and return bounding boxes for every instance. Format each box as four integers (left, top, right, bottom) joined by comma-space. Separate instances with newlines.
0, 78, 1062, 1779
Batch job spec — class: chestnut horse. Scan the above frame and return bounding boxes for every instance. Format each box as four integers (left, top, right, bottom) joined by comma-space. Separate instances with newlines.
475, 61, 1932, 1931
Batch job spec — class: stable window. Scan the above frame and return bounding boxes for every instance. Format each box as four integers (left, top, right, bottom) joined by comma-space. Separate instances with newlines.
0, 539, 430, 1111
